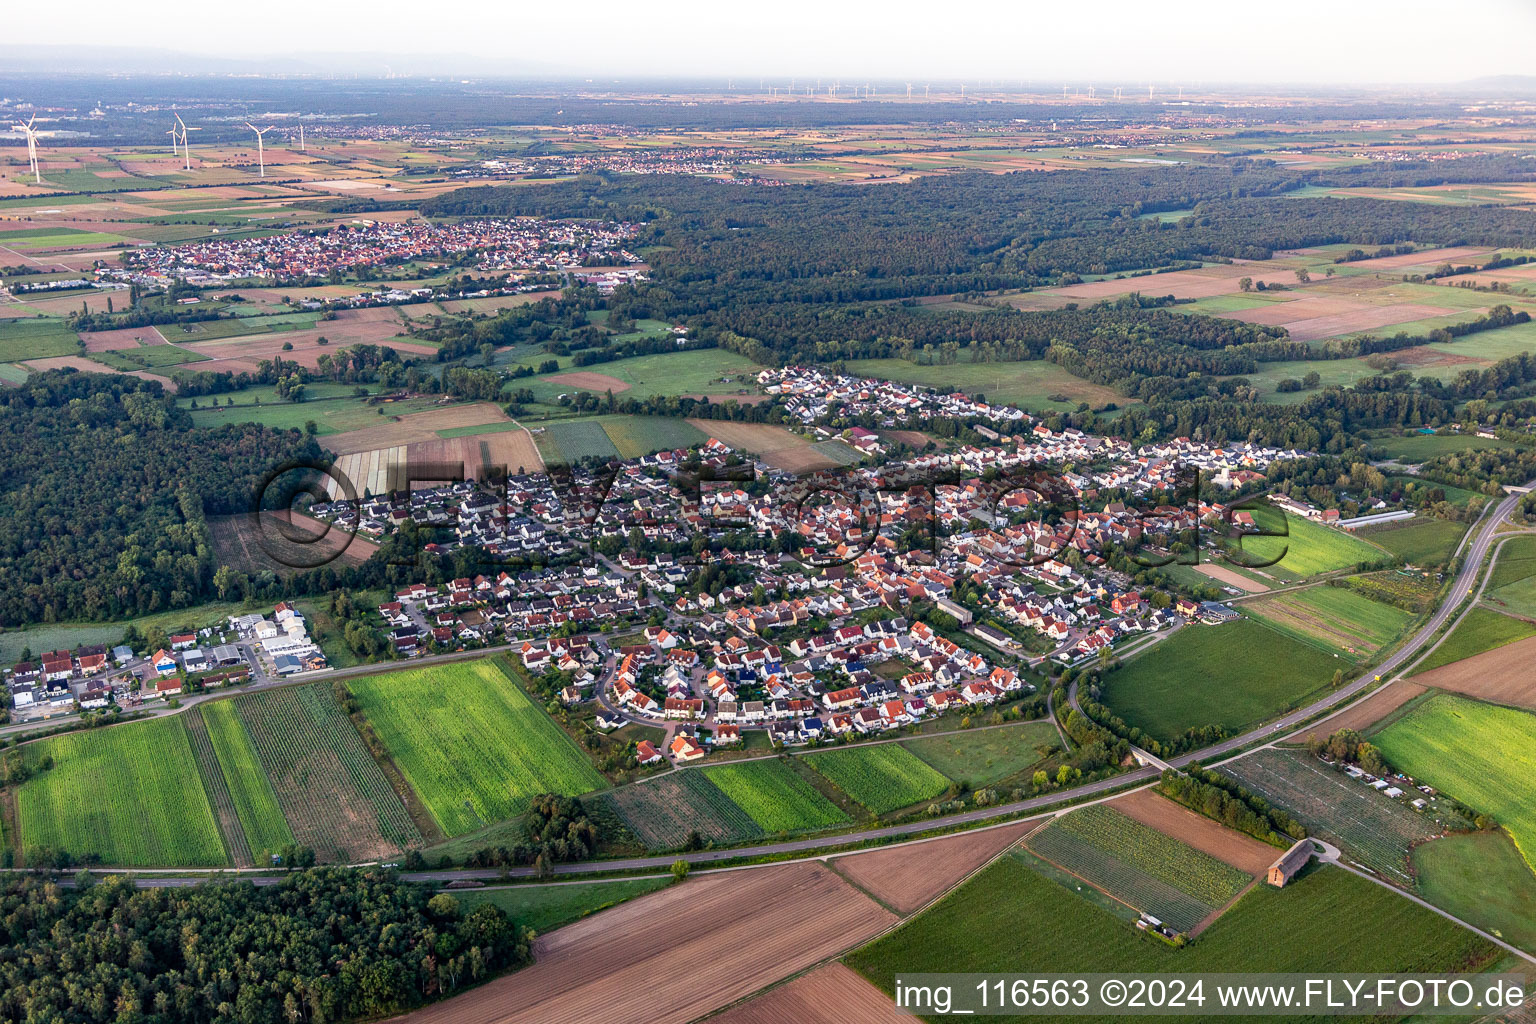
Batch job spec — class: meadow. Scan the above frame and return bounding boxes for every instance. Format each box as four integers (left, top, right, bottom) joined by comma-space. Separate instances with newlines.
1221, 748, 1443, 886
458, 877, 673, 936
1413, 831, 1536, 956
200, 700, 294, 863
700, 760, 848, 834
847, 859, 1496, 1017
1024, 805, 1250, 932
805, 744, 950, 815
1370, 431, 1518, 462
235, 682, 421, 862
347, 658, 607, 835
1371, 694, 1536, 872
1097, 617, 1343, 743
189, 394, 444, 435
15, 718, 228, 867
1244, 585, 1414, 659
901, 719, 1058, 788
843, 357, 1125, 412
1357, 517, 1467, 567
1227, 507, 1388, 581
1483, 535, 1536, 619
1410, 607, 1536, 675
0, 318, 82, 362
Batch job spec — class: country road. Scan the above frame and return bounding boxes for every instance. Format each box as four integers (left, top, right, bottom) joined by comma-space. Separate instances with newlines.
37, 480, 1532, 889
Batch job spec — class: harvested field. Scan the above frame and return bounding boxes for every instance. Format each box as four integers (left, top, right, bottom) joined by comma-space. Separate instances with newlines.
208, 511, 377, 574
79, 325, 166, 351
1265, 304, 1457, 343
326, 402, 511, 455
390, 862, 897, 1024
1046, 263, 1298, 301
763, 446, 844, 473
1412, 635, 1536, 709
178, 323, 436, 371
1302, 682, 1428, 742
1109, 789, 1276, 876
436, 291, 563, 313
684, 419, 811, 455
1347, 247, 1495, 271
22, 354, 178, 391
712, 964, 901, 1024
1223, 294, 1362, 325
1194, 562, 1269, 592
541, 370, 630, 393
831, 817, 1044, 914
408, 431, 544, 480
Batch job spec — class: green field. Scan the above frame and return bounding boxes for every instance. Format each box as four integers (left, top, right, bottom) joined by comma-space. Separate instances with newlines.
1372, 694, 1536, 872
529, 347, 765, 400
1370, 432, 1519, 462
1228, 506, 1388, 581
15, 718, 228, 867
700, 760, 848, 833
1098, 618, 1344, 743
536, 417, 620, 463
0, 318, 81, 362
1483, 535, 1536, 619
1221, 748, 1444, 886
1413, 831, 1536, 955
847, 859, 1496, 1021
1357, 518, 1467, 567
348, 659, 607, 835
235, 682, 421, 863
1244, 585, 1414, 659
900, 719, 1058, 788
90, 345, 207, 371
1411, 607, 1536, 675
200, 701, 294, 863
599, 770, 765, 850
189, 394, 446, 435
843, 357, 1125, 413
805, 744, 950, 815
1025, 805, 1251, 932
599, 415, 711, 458
458, 877, 673, 936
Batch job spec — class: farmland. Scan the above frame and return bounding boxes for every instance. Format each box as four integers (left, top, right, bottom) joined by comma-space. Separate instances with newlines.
1484, 535, 1536, 619
1097, 617, 1343, 743
0, 318, 81, 362
458, 877, 674, 936
846, 858, 1498, 1014
701, 760, 849, 833
1244, 585, 1414, 659
234, 681, 420, 862
347, 658, 607, 835
1357, 518, 1468, 567
900, 719, 1059, 788
1371, 694, 1536, 872
598, 770, 765, 850
1022, 805, 1250, 932
1220, 748, 1444, 885
1410, 606, 1536, 675
200, 700, 294, 864
805, 744, 950, 815
1413, 831, 1536, 956
1226, 506, 1388, 581
843, 357, 1126, 413
14, 718, 228, 867
1411, 637, 1536, 708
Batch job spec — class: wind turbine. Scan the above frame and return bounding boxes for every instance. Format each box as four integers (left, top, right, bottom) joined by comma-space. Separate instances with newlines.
244, 122, 273, 178
175, 113, 200, 171
296, 123, 306, 151
11, 116, 41, 184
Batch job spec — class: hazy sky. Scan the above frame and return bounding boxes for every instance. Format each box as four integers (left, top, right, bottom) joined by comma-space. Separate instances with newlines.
10, 0, 1536, 83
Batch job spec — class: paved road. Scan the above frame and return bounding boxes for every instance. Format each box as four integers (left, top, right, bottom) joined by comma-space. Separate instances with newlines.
41, 483, 1532, 889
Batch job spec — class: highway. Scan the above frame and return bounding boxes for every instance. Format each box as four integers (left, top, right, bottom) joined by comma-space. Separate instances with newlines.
43, 480, 1533, 889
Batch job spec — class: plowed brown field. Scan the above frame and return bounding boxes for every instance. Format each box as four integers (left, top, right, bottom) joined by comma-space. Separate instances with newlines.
831, 817, 1045, 913
1301, 681, 1427, 742
1411, 636, 1536, 709
712, 963, 902, 1024
389, 862, 896, 1024
1109, 789, 1277, 876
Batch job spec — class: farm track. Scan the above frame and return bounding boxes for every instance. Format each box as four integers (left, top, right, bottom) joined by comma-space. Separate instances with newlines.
183, 709, 254, 868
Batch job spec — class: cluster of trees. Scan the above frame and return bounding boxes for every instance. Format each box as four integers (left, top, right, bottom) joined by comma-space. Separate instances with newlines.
463, 794, 600, 872
1159, 766, 1306, 847
1308, 728, 1387, 774
0, 869, 528, 1024
0, 371, 323, 625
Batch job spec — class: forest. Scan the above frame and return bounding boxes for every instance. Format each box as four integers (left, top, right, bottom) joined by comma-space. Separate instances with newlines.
0, 868, 527, 1024
0, 371, 321, 625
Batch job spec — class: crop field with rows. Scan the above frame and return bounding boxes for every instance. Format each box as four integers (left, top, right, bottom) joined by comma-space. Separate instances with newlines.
599, 770, 765, 850
1220, 748, 1441, 885
235, 682, 420, 862
701, 760, 848, 834
1024, 805, 1250, 932
805, 744, 950, 815
16, 718, 228, 867
200, 700, 294, 864
347, 658, 607, 836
